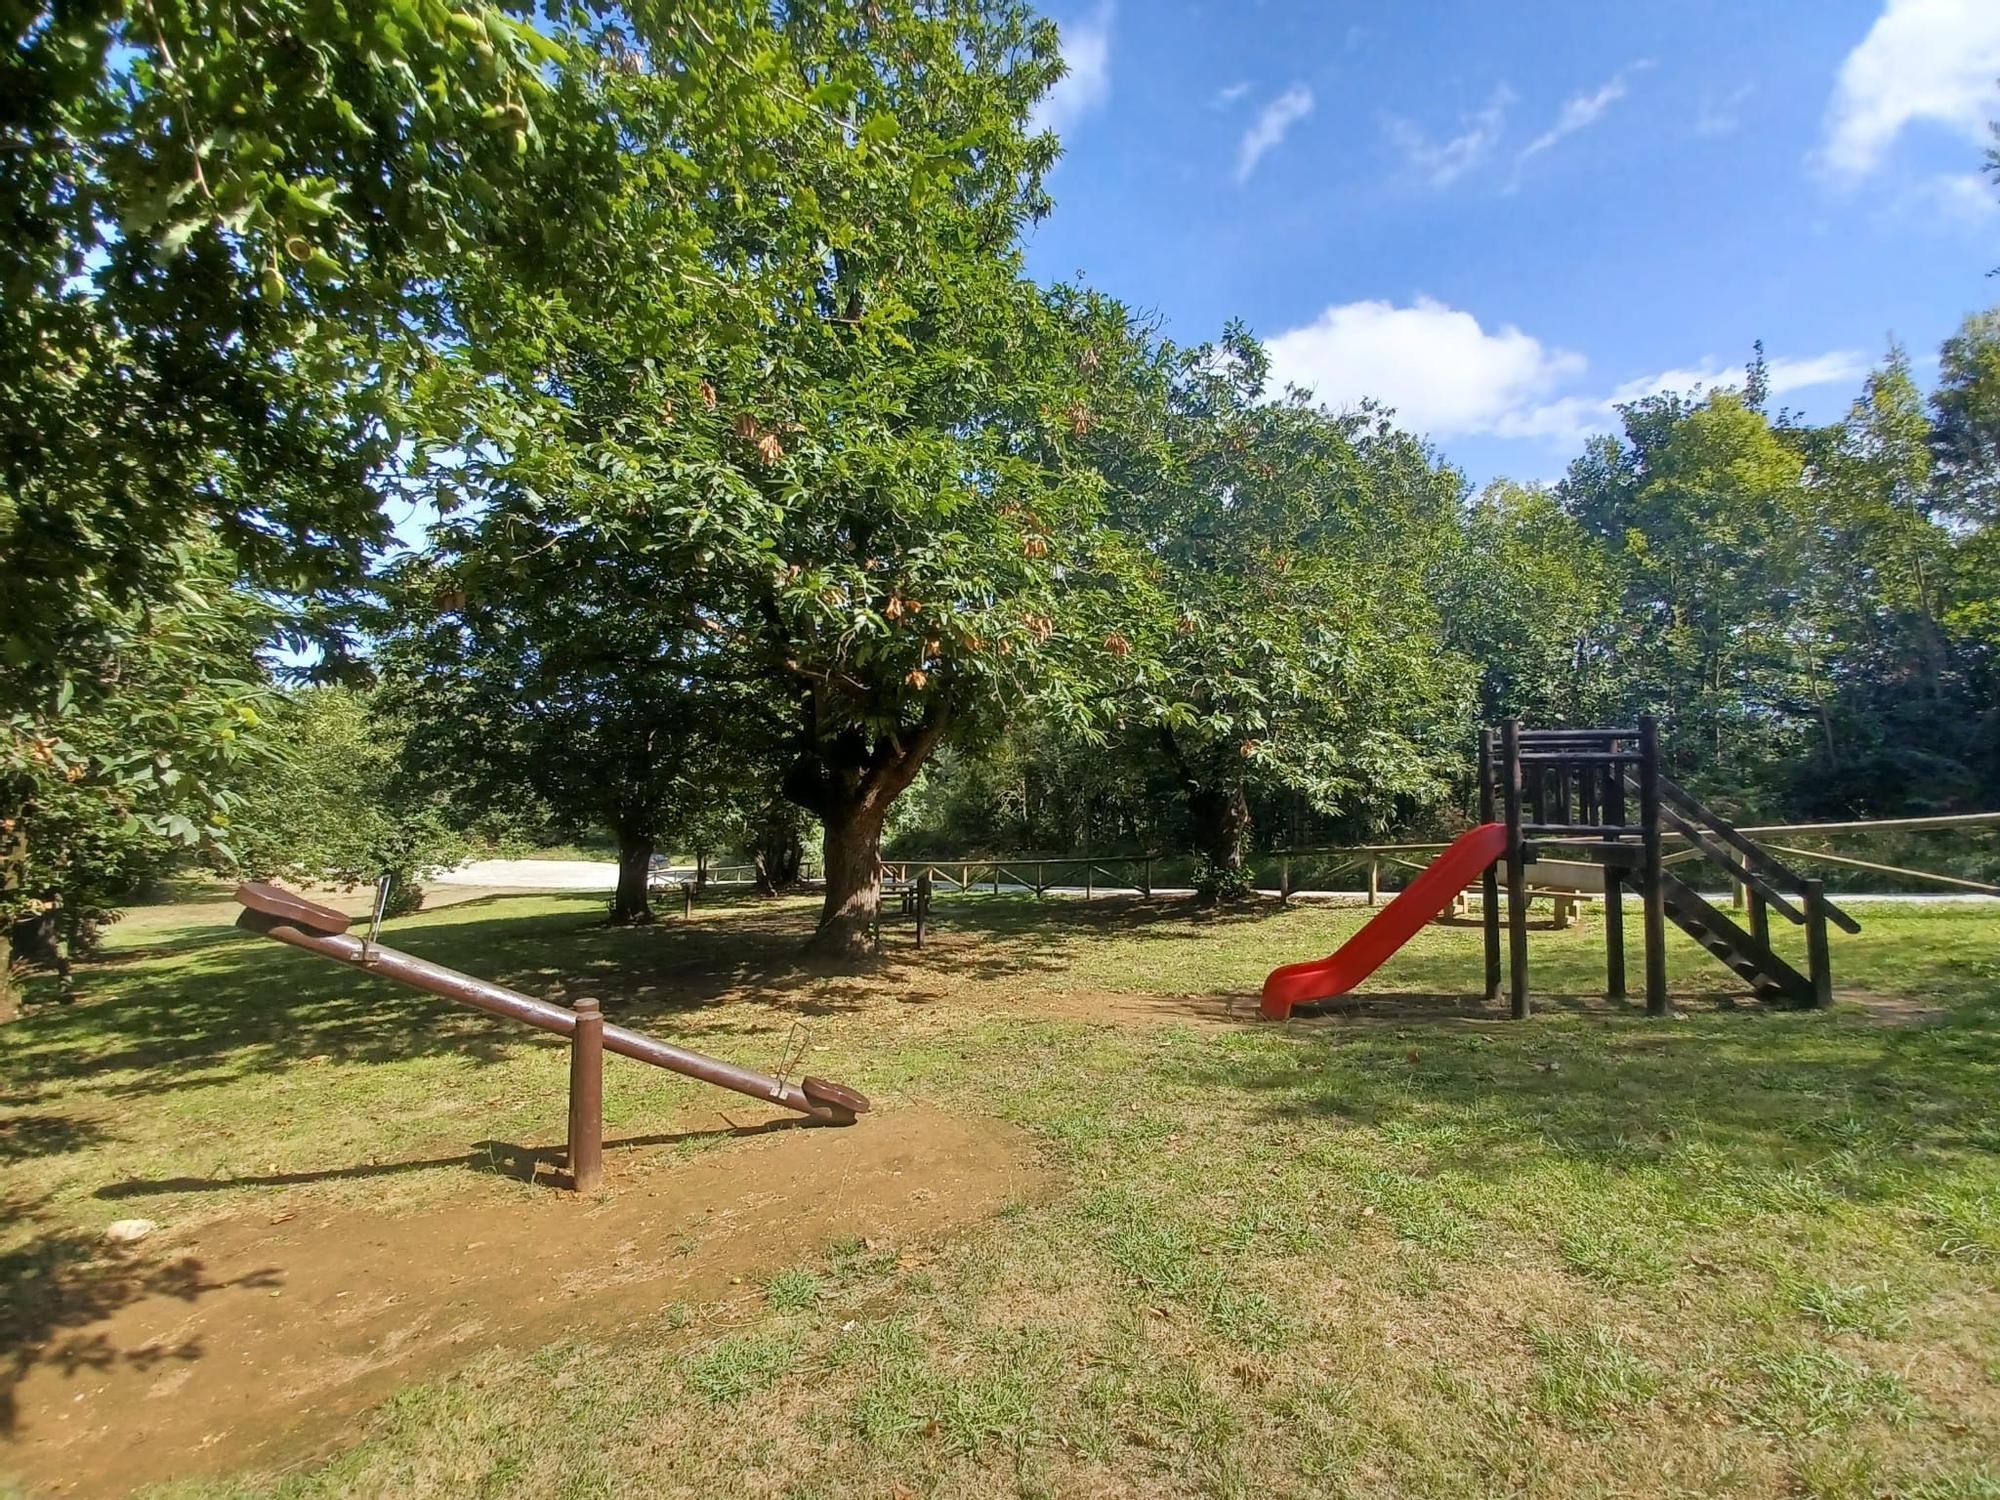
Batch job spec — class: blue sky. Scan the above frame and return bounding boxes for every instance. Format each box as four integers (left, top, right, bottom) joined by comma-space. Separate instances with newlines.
1018, 0, 2000, 485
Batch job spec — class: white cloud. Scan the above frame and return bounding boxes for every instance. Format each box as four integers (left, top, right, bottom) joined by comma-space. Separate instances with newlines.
1235, 84, 1315, 183
1029, 3, 1114, 138
1265, 296, 1876, 448
1768, 350, 1873, 394
1264, 296, 1584, 438
1695, 84, 1754, 138
1500, 350, 1870, 445
1819, 0, 2000, 178
1385, 87, 1513, 188
1519, 66, 1646, 163
1909, 170, 2000, 220
1211, 80, 1252, 110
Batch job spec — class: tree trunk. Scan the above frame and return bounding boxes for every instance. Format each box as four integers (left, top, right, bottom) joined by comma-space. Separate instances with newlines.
783, 695, 953, 959
8, 908, 70, 1002
1189, 779, 1253, 904
753, 807, 804, 896
609, 825, 655, 925
812, 801, 887, 957
1158, 726, 1253, 905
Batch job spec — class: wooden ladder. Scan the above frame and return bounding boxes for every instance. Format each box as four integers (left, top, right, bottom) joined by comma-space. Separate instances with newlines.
1627, 772, 1857, 1008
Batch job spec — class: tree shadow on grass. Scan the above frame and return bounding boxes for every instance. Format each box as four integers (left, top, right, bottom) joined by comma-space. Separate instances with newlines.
0, 890, 1724, 1112
4, 891, 1180, 1109
0, 1113, 111, 1166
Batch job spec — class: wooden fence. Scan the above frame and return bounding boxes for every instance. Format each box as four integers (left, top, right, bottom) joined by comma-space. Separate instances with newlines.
653, 811, 2000, 904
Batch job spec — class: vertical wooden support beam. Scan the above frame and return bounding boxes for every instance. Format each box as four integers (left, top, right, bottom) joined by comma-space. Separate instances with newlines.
1502, 718, 1530, 1019
682, 881, 693, 918
1748, 890, 1770, 949
992, 865, 1000, 895
1602, 760, 1626, 1000
1367, 856, 1380, 907
1804, 879, 1832, 1009
1479, 728, 1502, 1003
1638, 714, 1669, 1017
567, 998, 604, 1194
1141, 856, 1152, 899
1280, 853, 1291, 905
1085, 860, 1093, 901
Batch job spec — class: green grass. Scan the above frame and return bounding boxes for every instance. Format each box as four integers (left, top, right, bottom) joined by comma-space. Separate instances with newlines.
1527, 1324, 1661, 1432
5, 888, 2000, 1496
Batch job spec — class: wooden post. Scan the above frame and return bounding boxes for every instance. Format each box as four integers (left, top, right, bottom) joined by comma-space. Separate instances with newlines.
1036, 861, 1045, 897
1502, 718, 1530, 1019
1367, 856, 1380, 906
1748, 890, 1770, 949
682, 881, 693, 918
1804, 879, 1832, 1009
1141, 856, 1152, 899
1085, 859, 1093, 900
1479, 728, 1502, 1003
567, 998, 604, 1193
992, 864, 1000, 895
1638, 714, 1668, 1017
1602, 760, 1626, 1000
1280, 853, 1291, 905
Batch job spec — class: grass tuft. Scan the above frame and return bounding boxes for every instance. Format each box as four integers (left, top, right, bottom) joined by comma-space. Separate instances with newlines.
1793, 1278, 1911, 1339
682, 1335, 795, 1405
1528, 1324, 1661, 1431
1742, 1344, 1920, 1438
765, 1265, 825, 1312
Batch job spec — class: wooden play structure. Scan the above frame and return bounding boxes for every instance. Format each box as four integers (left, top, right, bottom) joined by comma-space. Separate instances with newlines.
1263, 716, 1857, 1018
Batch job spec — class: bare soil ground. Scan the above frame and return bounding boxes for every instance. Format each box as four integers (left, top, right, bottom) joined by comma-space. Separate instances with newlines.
6, 1106, 1043, 1497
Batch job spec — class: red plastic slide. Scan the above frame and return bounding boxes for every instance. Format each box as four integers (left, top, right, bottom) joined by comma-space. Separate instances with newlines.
1260, 822, 1509, 1019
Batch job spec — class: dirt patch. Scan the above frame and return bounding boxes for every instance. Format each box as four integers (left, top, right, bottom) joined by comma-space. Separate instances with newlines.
2, 1105, 1044, 1498
1009, 987, 1258, 1029
1839, 987, 1951, 1026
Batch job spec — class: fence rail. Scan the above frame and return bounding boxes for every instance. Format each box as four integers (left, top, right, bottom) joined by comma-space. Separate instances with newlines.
647, 811, 2000, 905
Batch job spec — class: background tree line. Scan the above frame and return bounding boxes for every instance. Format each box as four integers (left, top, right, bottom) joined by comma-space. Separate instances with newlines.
886, 326, 2000, 868
4, 0, 1997, 1003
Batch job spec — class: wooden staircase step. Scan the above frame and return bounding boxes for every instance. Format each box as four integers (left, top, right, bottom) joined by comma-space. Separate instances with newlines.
1658, 873, 1814, 1006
